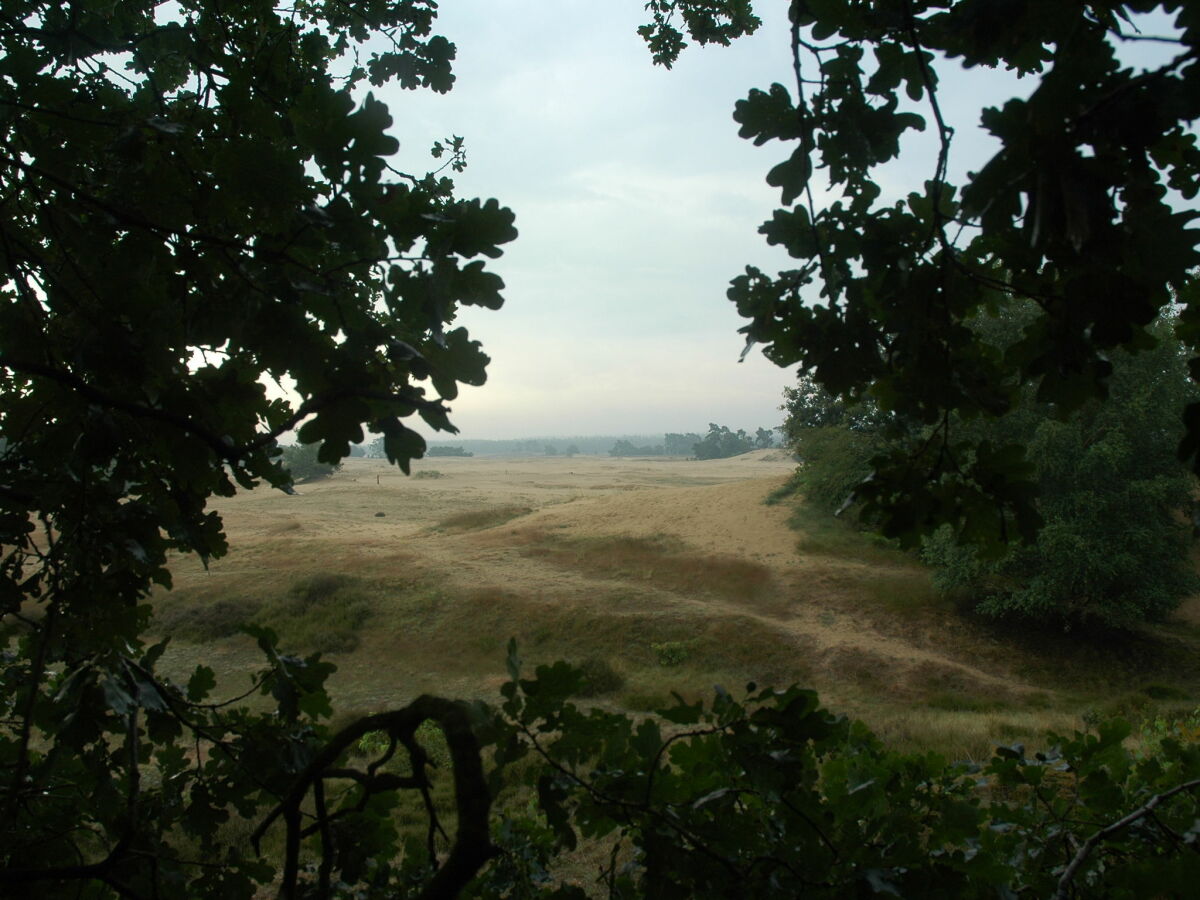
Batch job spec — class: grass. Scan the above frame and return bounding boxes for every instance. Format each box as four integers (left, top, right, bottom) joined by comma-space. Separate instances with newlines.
787, 502, 915, 567
256, 573, 374, 653
149, 456, 1200, 770
155, 572, 375, 654
434, 505, 532, 532
522, 533, 775, 608
129, 455, 1200, 898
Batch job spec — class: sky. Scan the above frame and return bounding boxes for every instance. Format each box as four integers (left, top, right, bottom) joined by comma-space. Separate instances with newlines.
376, 1, 801, 440
368, 2, 1180, 441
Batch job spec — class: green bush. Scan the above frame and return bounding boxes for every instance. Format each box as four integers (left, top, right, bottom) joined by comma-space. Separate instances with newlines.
922, 318, 1199, 628
650, 640, 694, 667
791, 424, 881, 515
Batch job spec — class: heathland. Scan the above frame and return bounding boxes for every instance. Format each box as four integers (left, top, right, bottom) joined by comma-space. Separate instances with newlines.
153, 452, 1200, 761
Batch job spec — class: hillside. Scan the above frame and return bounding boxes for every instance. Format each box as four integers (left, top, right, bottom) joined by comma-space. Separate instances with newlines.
153, 453, 1200, 760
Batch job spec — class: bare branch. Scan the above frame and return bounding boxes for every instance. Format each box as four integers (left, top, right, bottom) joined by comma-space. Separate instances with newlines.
1054, 778, 1200, 899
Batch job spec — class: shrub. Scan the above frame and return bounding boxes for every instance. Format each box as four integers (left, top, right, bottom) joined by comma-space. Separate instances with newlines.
791, 424, 881, 515
574, 657, 625, 697
650, 640, 694, 667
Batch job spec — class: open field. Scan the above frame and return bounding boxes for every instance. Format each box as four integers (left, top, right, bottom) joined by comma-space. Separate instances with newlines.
152, 452, 1200, 761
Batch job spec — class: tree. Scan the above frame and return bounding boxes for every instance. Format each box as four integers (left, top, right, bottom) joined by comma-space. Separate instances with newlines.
647, 0, 1200, 550
788, 306, 1200, 626
753, 426, 777, 449
664, 431, 702, 455
281, 442, 342, 482
608, 439, 664, 456
692, 422, 756, 459
923, 313, 1200, 627
0, 1, 514, 895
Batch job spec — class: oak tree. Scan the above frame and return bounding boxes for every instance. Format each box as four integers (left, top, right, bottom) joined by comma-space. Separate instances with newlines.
647, 0, 1200, 547
0, 0, 513, 895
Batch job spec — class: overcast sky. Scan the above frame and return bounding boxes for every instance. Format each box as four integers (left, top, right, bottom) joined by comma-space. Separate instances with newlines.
369, 2, 801, 439
372, 2, 1177, 441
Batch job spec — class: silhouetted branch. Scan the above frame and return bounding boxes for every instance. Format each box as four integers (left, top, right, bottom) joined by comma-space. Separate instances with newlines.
253, 696, 494, 900
1054, 778, 1200, 899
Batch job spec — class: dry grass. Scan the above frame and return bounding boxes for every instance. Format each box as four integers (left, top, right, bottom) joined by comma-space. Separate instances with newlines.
434, 505, 533, 532
867, 705, 1084, 762
146, 455, 1200, 763
522, 533, 776, 608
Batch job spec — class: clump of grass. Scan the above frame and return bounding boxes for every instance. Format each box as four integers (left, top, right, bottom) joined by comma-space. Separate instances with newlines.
156, 596, 263, 642
1089, 690, 1157, 723
620, 691, 674, 713
1142, 682, 1192, 701
435, 505, 532, 532
253, 573, 372, 654
865, 706, 1080, 761
414, 470, 444, 480
860, 570, 943, 616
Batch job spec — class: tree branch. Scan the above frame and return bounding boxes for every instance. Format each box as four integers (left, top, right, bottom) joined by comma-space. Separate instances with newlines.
1054, 778, 1200, 899
253, 696, 494, 900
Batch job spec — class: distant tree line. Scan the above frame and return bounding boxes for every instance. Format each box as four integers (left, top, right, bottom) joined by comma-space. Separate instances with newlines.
354, 431, 782, 461
427, 445, 474, 457
608, 426, 778, 459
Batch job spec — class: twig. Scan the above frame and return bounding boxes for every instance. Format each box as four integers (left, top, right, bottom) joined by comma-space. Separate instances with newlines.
1054, 778, 1200, 899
